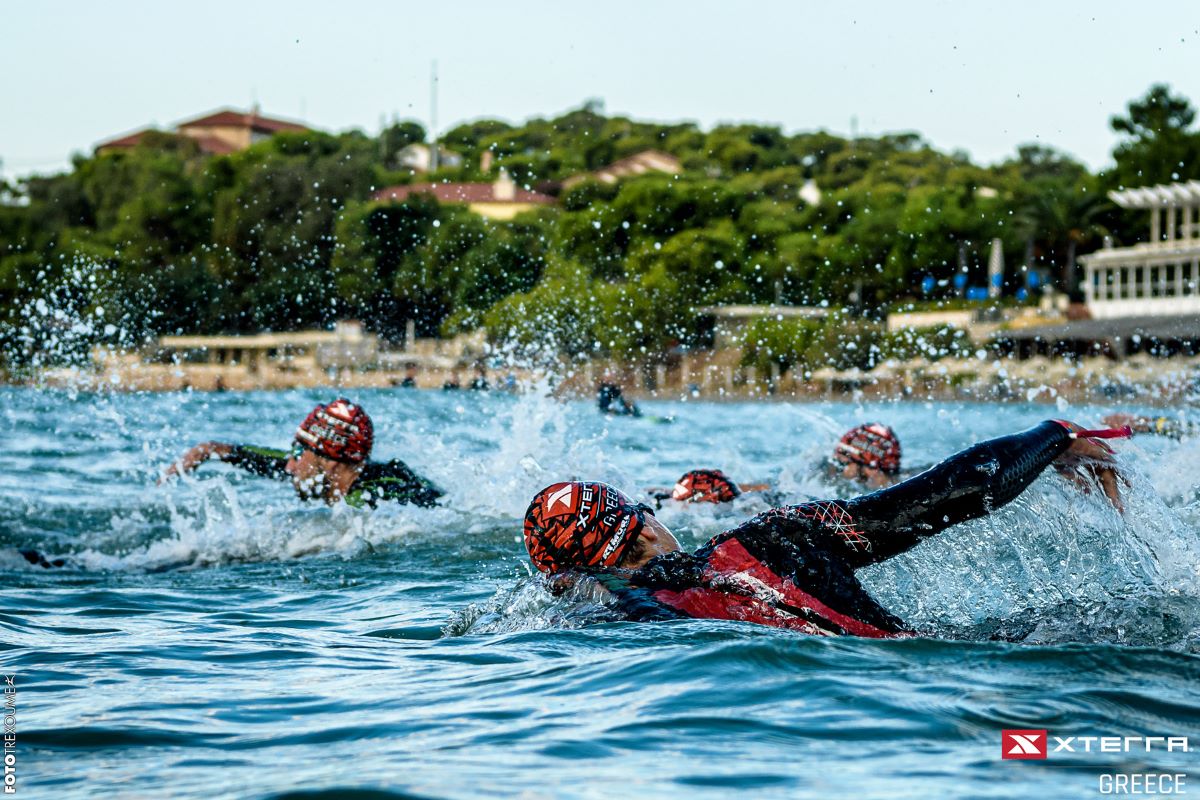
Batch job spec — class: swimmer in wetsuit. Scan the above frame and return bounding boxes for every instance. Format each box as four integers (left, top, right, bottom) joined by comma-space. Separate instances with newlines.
162, 399, 441, 508
20, 400, 440, 570
830, 423, 903, 489
522, 420, 1123, 636
648, 469, 772, 508
597, 381, 640, 417
648, 424, 902, 507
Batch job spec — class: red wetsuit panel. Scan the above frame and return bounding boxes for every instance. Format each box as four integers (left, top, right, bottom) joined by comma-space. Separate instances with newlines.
653, 538, 899, 638
651, 586, 829, 635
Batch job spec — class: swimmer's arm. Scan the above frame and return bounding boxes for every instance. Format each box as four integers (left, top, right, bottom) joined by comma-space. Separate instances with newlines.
839, 421, 1073, 566
220, 445, 290, 480
161, 441, 234, 481
162, 442, 290, 482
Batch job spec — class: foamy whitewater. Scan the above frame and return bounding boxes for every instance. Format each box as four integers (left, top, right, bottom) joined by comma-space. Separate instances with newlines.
3, 387, 1200, 798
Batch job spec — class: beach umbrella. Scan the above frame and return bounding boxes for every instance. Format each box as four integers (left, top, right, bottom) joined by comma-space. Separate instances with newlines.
868, 362, 897, 380
837, 367, 868, 382
988, 238, 1004, 300
1042, 359, 1075, 380
809, 367, 839, 382
938, 357, 982, 376
1007, 357, 1049, 382
904, 357, 935, 375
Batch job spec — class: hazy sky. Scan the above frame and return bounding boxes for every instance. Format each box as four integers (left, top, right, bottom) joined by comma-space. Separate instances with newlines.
4, 1, 1200, 180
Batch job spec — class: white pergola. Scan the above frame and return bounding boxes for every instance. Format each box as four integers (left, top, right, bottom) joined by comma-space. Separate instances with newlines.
1081, 180, 1200, 319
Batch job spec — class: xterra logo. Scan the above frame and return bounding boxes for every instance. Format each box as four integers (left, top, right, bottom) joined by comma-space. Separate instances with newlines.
1002, 730, 1190, 760
1002, 730, 1047, 760
545, 484, 575, 516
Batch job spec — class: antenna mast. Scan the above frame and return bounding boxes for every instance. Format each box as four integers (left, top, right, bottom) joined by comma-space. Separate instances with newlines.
430, 60, 439, 172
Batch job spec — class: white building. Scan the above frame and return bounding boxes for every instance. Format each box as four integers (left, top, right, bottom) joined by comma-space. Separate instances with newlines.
1081, 180, 1200, 319
397, 143, 464, 173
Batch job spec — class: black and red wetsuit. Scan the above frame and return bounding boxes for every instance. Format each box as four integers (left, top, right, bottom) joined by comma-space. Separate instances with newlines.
221, 445, 442, 508
586, 421, 1074, 636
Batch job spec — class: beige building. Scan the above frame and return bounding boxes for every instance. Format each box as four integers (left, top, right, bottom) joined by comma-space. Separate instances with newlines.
96, 106, 309, 156
397, 143, 464, 172
156, 322, 378, 374
373, 170, 555, 221
562, 149, 682, 189
697, 305, 829, 350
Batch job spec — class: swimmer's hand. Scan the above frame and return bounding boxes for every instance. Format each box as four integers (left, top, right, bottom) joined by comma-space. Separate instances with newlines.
159, 442, 232, 484
543, 571, 621, 606
1053, 421, 1125, 513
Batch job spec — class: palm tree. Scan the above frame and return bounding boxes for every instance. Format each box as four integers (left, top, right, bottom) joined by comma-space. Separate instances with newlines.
1013, 182, 1108, 297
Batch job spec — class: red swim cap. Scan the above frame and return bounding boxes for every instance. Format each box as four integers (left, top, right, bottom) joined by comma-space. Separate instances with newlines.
295, 399, 373, 463
834, 423, 901, 474
671, 469, 741, 503
524, 482, 646, 574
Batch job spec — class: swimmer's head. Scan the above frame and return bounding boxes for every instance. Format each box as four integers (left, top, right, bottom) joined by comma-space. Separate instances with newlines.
285, 400, 372, 502
294, 399, 373, 463
834, 423, 901, 476
524, 482, 654, 574
670, 469, 741, 504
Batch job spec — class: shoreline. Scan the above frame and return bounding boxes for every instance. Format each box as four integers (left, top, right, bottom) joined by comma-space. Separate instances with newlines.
8, 357, 1197, 409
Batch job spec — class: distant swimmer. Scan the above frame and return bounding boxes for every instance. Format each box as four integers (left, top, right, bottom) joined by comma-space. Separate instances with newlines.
597, 381, 640, 417
162, 399, 442, 508
652, 427, 909, 508
1103, 412, 1199, 440
648, 469, 772, 508
19, 550, 67, 569
831, 423, 904, 489
397, 363, 418, 388
521, 420, 1126, 635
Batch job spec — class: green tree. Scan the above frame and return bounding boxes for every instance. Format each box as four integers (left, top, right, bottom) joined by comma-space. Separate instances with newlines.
207, 130, 376, 331
1109, 83, 1200, 188
379, 120, 427, 169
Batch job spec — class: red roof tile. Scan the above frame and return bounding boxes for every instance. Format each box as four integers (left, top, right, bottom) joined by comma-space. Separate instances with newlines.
94, 129, 238, 155
372, 182, 556, 205
177, 108, 308, 134
95, 129, 153, 150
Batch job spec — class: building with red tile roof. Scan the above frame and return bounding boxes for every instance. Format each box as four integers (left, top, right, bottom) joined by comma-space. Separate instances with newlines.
373, 170, 555, 220
95, 106, 309, 156
562, 149, 682, 189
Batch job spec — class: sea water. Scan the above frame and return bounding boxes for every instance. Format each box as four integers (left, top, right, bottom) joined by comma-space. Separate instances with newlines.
3, 387, 1200, 799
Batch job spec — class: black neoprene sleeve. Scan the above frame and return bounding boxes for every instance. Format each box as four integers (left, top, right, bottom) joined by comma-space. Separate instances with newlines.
839, 420, 1073, 566
222, 445, 289, 480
